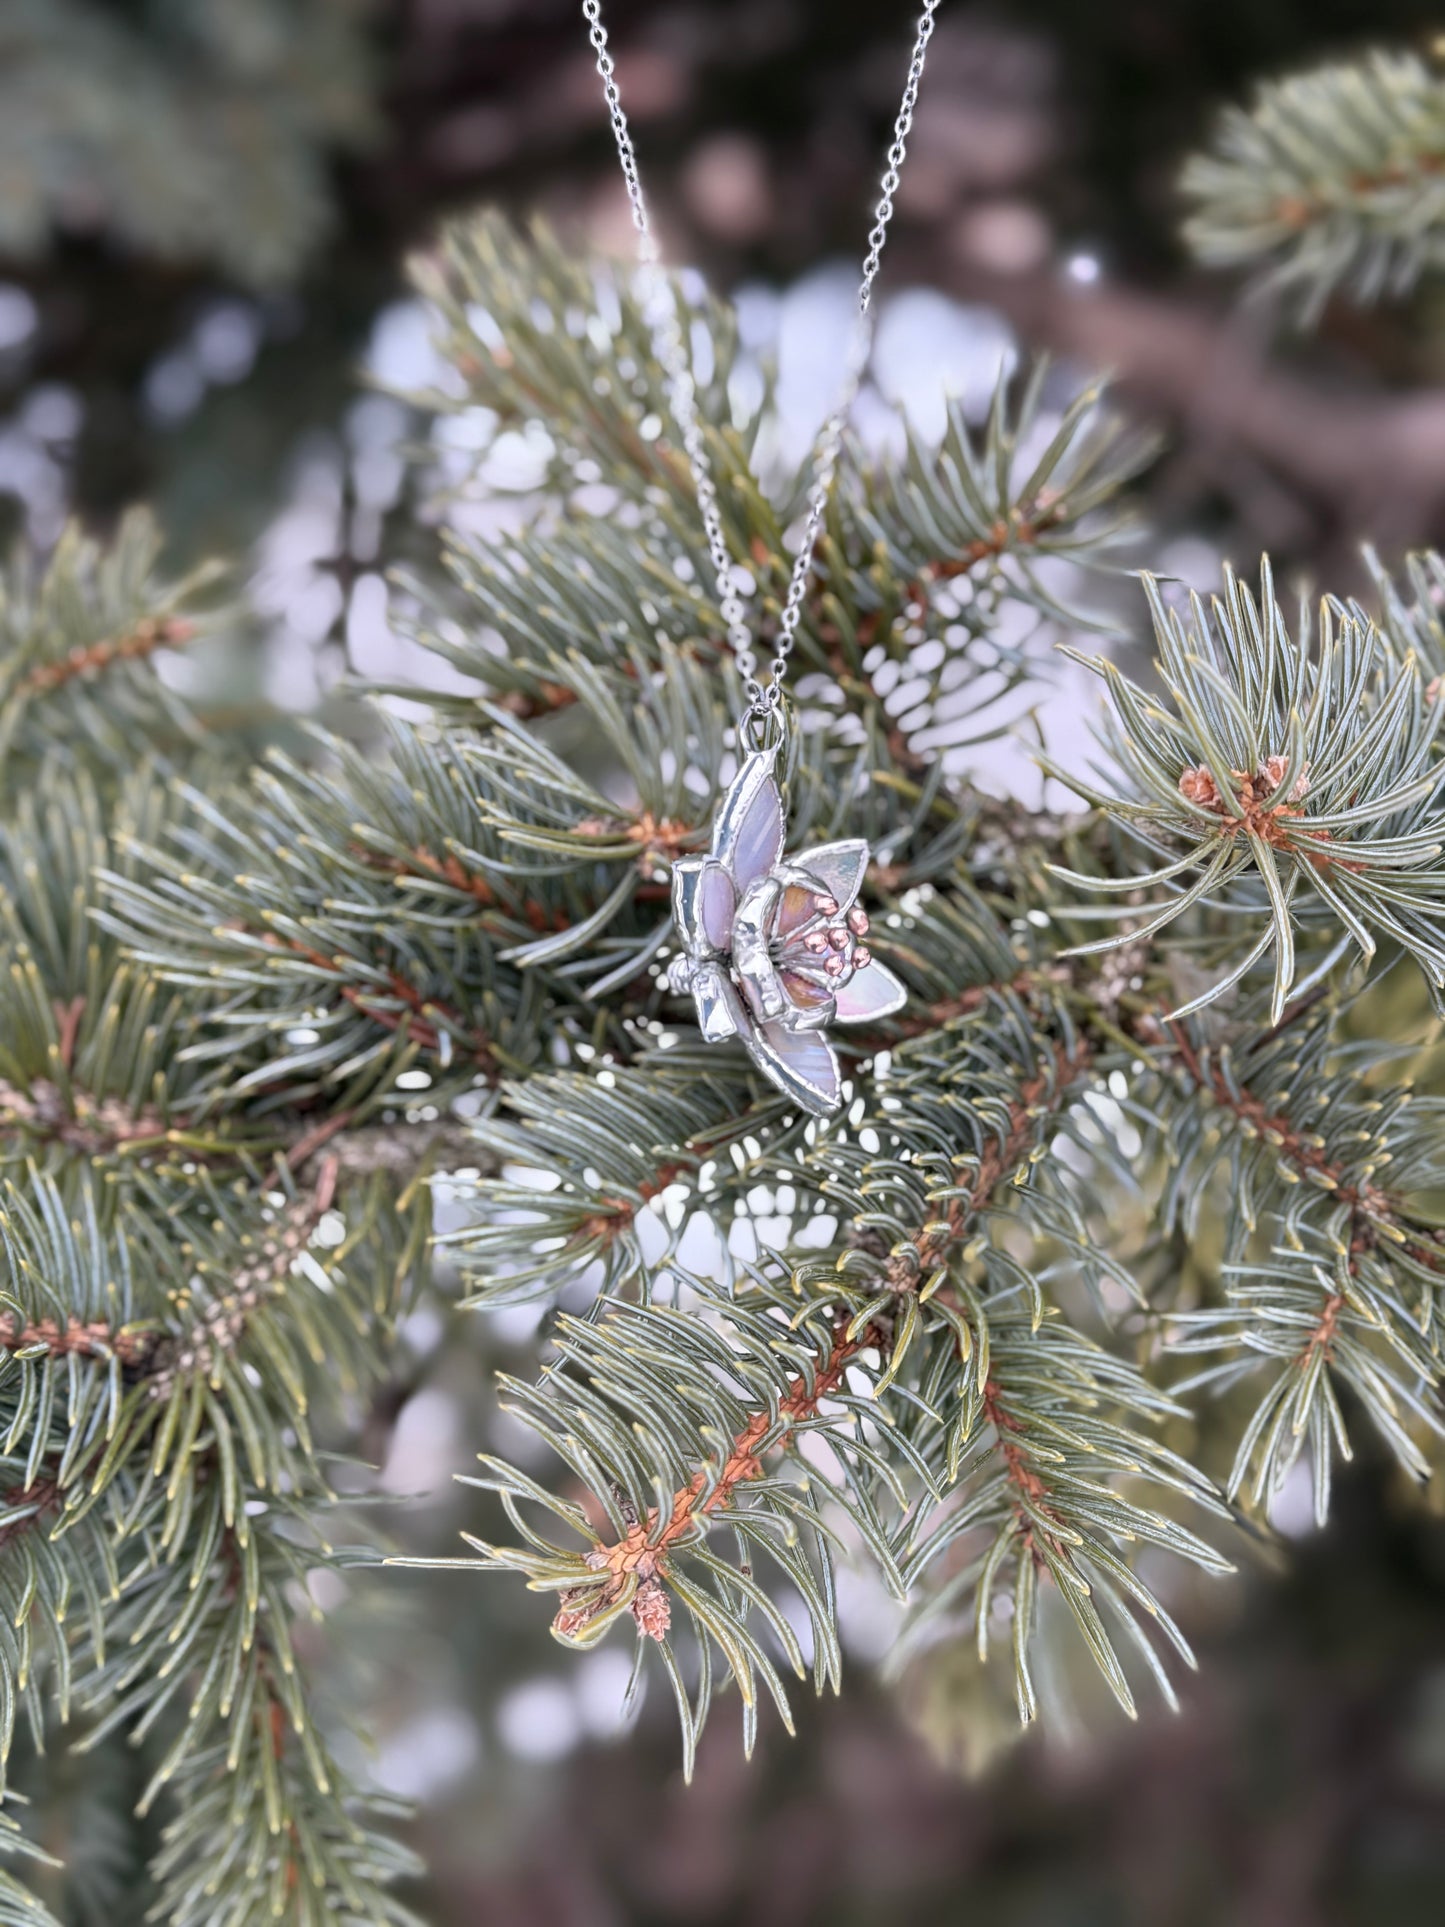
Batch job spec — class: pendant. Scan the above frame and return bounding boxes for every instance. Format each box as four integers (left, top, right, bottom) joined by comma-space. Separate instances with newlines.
668, 748, 908, 1115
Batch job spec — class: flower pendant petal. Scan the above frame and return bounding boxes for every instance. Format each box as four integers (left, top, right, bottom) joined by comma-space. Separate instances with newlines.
669, 748, 907, 1115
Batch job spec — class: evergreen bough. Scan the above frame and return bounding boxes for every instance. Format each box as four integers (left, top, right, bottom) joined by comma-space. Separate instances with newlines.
1181, 48, 1445, 317
1, 36, 1445, 1912
0, 0, 377, 285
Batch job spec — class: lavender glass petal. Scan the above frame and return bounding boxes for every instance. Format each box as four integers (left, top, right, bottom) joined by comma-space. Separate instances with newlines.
669, 751, 907, 1115
791, 841, 869, 912
699, 862, 735, 949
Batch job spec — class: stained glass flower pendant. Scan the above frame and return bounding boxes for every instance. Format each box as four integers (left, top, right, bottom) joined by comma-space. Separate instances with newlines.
668, 748, 907, 1115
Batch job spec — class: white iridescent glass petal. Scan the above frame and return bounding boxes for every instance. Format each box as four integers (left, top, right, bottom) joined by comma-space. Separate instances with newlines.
714, 750, 785, 888
793, 840, 868, 912
831, 961, 908, 1023
750, 1021, 842, 1116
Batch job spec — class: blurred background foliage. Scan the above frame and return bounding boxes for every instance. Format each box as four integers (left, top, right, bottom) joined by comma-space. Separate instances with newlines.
6, 3, 1445, 1923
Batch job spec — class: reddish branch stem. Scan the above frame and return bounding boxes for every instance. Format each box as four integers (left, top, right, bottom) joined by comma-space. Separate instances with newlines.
1273, 153, 1445, 232
980, 1377, 1071, 1572
267, 934, 498, 1075
358, 833, 675, 946
354, 843, 566, 932
0, 1314, 153, 1366
555, 1311, 871, 1643
17, 615, 195, 695
886, 1037, 1092, 1289
1153, 1016, 1445, 1369
920, 499, 1065, 588
1160, 1019, 1415, 1238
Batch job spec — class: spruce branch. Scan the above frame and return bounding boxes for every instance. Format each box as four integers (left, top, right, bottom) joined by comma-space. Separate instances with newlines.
1051, 561, 1445, 1022
1149, 1011, 1445, 1271
894, 1281, 1231, 1725
0, 1315, 149, 1369
0, 1453, 137, 1893
1181, 50, 1445, 318
0, 1152, 419, 1918
549, 1303, 876, 1651
864, 1030, 1094, 1295
99, 747, 551, 1108
447, 1049, 769, 1306
0, 767, 467, 1223
1138, 998, 1445, 1518
417, 1275, 903, 1774
15, 183, 1445, 1897
851, 364, 1154, 638
414, 214, 752, 518
14, 614, 197, 699
86, 1487, 423, 1927
0, 515, 220, 781
432, 933, 1229, 1752
0, 1155, 386, 1511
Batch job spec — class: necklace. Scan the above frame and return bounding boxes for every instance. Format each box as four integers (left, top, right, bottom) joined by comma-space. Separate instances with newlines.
583, 1, 939, 1114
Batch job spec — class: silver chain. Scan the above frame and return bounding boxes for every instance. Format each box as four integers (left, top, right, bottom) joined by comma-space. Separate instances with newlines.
582, 0, 940, 724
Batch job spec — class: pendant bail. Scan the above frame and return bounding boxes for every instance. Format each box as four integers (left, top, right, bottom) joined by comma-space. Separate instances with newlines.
738, 698, 787, 758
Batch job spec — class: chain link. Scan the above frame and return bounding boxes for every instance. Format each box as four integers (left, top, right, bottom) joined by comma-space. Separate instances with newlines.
582, 0, 939, 721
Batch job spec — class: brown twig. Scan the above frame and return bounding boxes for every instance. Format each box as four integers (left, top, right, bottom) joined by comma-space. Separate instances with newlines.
980, 1375, 1072, 1572
266, 934, 499, 1076
1157, 1019, 1396, 1230
353, 842, 568, 933
0, 1071, 481, 1187
884, 1036, 1093, 1291
554, 1310, 873, 1644
0, 1313, 153, 1367
0, 1077, 169, 1156
52, 996, 86, 1073
919, 498, 1067, 590
1272, 152, 1445, 232
144, 1156, 340, 1401
1147, 1014, 1445, 1373
496, 681, 580, 721
932, 250, 1445, 556
578, 1160, 686, 1246
15, 615, 196, 696
573, 811, 701, 870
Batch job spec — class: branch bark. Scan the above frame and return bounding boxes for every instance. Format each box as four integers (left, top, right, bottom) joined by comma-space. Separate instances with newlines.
932, 247, 1445, 556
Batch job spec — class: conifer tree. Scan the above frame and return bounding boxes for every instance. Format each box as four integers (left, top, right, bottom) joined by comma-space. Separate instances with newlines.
0, 0, 377, 285
1, 34, 1445, 1922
